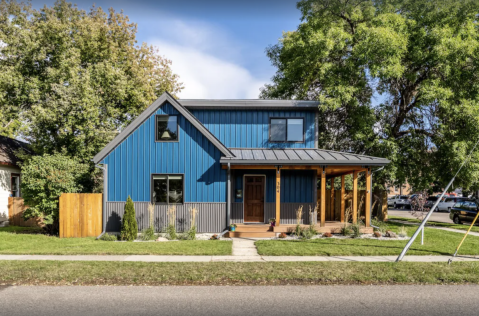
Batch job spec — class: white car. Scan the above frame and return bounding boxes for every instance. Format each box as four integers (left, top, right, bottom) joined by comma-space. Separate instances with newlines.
388, 195, 410, 209
437, 196, 469, 212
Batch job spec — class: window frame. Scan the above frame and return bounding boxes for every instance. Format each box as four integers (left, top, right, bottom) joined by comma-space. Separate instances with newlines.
268, 117, 305, 143
155, 115, 179, 143
151, 173, 185, 205
10, 173, 20, 197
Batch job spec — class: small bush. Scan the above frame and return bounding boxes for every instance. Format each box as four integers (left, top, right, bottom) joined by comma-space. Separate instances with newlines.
140, 227, 155, 241
351, 223, 361, 238
340, 224, 352, 236
178, 226, 197, 240
373, 231, 382, 238
165, 205, 177, 240
372, 218, 389, 235
99, 233, 117, 241
278, 232, 287, 238
120, 196, 138, 241
294, 224, 304, 237
323, 232, 333, 238
301, 224, 317, 239
398, 226, 408, 237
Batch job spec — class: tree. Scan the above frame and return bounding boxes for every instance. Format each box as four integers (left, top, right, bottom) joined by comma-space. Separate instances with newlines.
20, 152, 88, 225
120, 196, 138, 241
261, 0, 479, 192
0, 0, 183, 189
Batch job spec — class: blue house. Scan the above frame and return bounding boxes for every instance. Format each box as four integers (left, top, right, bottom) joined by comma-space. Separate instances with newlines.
93, 92, 389, 236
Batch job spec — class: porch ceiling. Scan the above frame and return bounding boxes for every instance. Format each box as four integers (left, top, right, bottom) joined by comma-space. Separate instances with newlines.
220, 148, 389, 166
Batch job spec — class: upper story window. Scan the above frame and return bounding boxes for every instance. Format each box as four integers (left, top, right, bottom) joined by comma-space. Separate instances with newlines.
156, 115, 178, 142
269, 118, 304, 142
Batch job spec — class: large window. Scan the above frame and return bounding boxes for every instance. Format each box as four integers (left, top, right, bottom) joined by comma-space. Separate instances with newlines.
152, 174, 183, 204
269, 118, 304, 142
156, 115, 178, 141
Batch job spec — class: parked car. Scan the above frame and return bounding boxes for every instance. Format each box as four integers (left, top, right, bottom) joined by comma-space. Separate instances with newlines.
388, 195, 410, 209
437, 196, 469, 213
450, 200, 479, 224
424, 196, 439, 210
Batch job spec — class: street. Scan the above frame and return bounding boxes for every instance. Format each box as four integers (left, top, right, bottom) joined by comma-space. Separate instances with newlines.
388, 208, 453, 223
1, 285, 478, 316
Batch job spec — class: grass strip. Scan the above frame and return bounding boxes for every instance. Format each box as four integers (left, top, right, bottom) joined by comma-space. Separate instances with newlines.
2, 261, 479, 286
0, 231, 232, 255
389, 216, 479, 233
256, 221, 479, 256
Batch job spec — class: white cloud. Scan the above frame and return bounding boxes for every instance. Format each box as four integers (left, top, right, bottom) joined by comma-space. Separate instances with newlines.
149, 20, 267, 99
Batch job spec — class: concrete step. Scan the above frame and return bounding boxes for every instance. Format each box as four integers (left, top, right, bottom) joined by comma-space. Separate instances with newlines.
226, 231, 276, 238
233, 225, 272, 232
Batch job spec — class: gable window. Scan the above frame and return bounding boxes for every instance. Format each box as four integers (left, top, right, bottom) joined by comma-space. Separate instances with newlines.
11, 174, 20, 197
152, 174, 184, 204
155, 115, 178, 141
269, 118, 304, 142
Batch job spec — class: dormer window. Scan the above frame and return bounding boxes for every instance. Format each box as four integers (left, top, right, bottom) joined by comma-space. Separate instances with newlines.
269, 118, 304, 142
155, 115, 178, 142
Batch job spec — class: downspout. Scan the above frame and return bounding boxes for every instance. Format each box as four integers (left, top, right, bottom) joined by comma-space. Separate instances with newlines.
226, 163, 231, 228
370, 166, 385, 227
95, 163, 107, 239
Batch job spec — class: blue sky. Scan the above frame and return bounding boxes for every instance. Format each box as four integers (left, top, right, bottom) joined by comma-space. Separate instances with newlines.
32, 0, 302, 99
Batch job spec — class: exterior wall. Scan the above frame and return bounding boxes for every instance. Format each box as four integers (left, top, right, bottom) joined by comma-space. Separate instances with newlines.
0, 165, 21, 222
105, 202, 226, 233
191, 109, 317, 148
101, 102, 226, 203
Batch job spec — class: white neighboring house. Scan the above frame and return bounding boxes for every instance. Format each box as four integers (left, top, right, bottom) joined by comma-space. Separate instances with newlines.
0, 136, 30, 226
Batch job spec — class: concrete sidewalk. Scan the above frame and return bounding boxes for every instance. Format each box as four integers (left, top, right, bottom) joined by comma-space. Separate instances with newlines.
0, 254, 478, 262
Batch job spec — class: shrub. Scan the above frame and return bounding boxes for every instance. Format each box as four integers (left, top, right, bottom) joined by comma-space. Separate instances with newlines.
323, 232, 333, 238
99, 233, 117, 241
140, 203, 155, 241
294, 224, 304, 237
340, 224, 352, 236
373, 231, 382, 238
301, 224, 317, 239
398, 226, 408, 237
278, 232, 287, 238
165, 205, 177, 240
120, 196, 138, 241
351, 223, 362, 238
20, 152, 89, 233
371, 218, 389, 235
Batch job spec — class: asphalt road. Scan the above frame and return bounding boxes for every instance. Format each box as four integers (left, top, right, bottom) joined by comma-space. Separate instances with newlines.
1, 285, 478, 316
388, 208, 453, 223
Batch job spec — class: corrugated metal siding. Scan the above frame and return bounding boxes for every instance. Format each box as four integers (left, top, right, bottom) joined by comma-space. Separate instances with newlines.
264, 203, 276, 223
101, 102, 226, 202
105, 202, 226, 233
280, 203, 316, 225
191, 109, 316, 148
231, 202, 243, 224
281, 170, 315, 203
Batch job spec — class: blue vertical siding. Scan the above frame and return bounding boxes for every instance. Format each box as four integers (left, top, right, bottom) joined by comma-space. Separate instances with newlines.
190, 109, 316, 148
101, 102, 226, 203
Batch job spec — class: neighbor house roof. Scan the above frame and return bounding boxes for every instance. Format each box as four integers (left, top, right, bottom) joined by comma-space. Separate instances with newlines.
220, 148, 390, 166
92, 92, 234, 164
0, 136, 31, 167
181, 99, 319, 110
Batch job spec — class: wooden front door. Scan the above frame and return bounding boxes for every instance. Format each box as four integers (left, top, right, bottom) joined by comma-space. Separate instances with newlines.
244, 176, 265, 222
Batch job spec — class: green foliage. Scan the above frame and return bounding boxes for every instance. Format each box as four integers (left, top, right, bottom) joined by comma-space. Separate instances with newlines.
98, 233, 118, 241
261, 0, 479, 191
0, 0, 183, 190
372, 218, 389, 235
165, 224, 177, 241
398, 226, 408, 238
351, 223, 362, 238
20, 152, 88, 225
178, 227, 196, 241
340, 224, 353, 236
120, 197, 138, 241
301, 224, 318, 240
140, 227, 155, 241
294, 224, 303, 237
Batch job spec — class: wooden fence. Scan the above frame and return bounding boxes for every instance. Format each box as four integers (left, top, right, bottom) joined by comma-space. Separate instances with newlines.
8, 197, 43, 227
59, 193, 102, 238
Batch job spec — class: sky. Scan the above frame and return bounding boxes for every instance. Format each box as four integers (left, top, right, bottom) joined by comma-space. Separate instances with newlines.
31, 0, 303, 99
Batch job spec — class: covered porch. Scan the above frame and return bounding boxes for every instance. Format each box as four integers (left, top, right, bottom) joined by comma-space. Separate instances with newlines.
221, 148, 390, 237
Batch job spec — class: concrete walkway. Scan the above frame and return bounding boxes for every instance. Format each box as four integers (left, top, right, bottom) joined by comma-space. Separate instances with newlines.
389, 219, 479, 237
231, 238, 260, 257
0, 254, 478, 262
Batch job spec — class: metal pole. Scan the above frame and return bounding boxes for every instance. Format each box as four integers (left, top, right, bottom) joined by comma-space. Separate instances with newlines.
226, 163, 231, 229
421, 226, 424, 245
448, 210, 479, 264
396, 138, 479, 262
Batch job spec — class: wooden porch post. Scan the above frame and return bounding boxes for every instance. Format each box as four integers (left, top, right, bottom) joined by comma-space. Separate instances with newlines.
341, 175, 345, 223
320, 167, 326, 227
330, 177, 335, 221
276, 167, 281, 226
353, 171, 358, 224
365, 167, 371, 227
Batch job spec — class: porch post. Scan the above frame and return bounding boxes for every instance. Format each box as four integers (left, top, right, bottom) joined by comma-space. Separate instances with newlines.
320, 166, 326, 227
365, 167, 371, 227
353, 171, 358, 224
330, 177, 335, 221
341, 175, 345, 223
276, 166, 281, 226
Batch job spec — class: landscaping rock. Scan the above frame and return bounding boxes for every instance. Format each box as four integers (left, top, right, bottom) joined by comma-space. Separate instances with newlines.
386, 231, 398, 238
156, 237, 169, 242
373, 231, 382, 238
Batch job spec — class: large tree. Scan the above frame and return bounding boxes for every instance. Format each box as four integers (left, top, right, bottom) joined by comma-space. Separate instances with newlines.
0, 0, 183, 189
262, 0, 479, 192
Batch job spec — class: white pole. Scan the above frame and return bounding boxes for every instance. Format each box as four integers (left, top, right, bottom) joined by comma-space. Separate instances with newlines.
421, 226, 424, 245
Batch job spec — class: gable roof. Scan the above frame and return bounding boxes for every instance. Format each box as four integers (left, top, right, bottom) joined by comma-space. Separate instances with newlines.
92, 92, 234, 164
0, 136, 31, 167
220, 148, 390, 166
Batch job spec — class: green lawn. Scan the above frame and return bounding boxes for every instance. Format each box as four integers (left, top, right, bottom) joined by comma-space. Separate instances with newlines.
2, 260, 479, 285
0, 228, 231, 255
256, 221, 479, 256
389, 215, 479, 233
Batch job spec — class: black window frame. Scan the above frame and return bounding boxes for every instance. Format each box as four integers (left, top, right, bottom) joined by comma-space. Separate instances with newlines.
10, 173, 20, 197
155, 115, 179, 142
268, 117, 305, 143
151, 174, 185, 205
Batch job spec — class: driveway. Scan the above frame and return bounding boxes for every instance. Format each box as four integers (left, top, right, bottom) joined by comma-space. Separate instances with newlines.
388, 208, 453, 224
